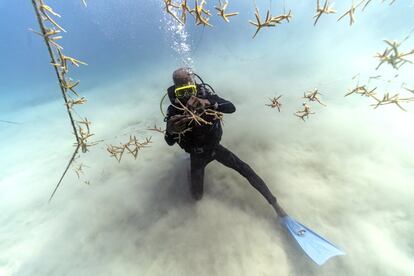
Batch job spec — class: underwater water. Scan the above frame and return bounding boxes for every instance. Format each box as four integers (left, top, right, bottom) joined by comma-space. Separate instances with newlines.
1, 0, 414, 275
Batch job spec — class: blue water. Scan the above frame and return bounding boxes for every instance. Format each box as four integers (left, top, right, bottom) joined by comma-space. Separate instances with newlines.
3, 0, 412, 110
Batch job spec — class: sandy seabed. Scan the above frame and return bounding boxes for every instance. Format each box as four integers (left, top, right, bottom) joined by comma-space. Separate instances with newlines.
1, 66, 413, 276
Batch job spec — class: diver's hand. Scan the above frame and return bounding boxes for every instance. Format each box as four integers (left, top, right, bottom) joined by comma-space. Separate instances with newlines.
166, 115, 190, 134
186, 96, 211, 111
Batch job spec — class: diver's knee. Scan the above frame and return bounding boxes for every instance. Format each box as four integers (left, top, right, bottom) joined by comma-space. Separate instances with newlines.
191, 191, 203, 201
190, 186, 203, 201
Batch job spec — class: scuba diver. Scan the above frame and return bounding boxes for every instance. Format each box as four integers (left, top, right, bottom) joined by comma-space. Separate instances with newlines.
163, 67, 345, 266
164, 67, 287, 217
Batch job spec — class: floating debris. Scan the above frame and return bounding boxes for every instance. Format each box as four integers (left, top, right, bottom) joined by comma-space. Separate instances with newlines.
363, 0, 397, 10
368, 75, 381, 80
352, 73, 360, 80
0, 120, 20, 125
404, 87, 414, 93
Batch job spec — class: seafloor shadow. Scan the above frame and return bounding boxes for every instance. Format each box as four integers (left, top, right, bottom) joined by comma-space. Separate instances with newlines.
129, 154, 196, 233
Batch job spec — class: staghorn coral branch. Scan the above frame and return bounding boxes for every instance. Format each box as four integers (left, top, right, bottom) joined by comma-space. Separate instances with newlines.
32, 0, 80, 146
194, 0, 213, 27
265, 95, 282, 111
163, 0, 184, 25
66, 96, 87, 109
147, 123, 166, 134
172, 98, 212, 126
107, 136, 152, 162
294, 103, 315, 121
249, 5, 292, 38
40, 7, 66, 32
32, 0, 93, 201
370, 92, 414, 111
303, 89, 327, 106
313, 0, 336, 26
215, 0, 239, 22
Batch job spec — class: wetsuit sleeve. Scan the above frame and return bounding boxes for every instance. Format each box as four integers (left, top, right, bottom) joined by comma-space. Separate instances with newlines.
164, 105, 178, 146
202, 88, 236, 113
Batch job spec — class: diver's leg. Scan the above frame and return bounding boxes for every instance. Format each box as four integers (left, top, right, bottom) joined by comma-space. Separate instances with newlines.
213, 145, 286, 216
189, 152, 213, 200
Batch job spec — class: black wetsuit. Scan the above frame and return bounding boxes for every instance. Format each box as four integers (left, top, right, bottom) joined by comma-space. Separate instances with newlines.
164, 84, 276, 205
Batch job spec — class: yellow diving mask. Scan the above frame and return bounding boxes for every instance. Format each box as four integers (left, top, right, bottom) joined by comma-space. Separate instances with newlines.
174, 84, 197, 98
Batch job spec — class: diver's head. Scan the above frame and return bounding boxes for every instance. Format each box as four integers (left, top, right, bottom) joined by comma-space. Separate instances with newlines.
173, 67, 194, 86
172, 67, 197, 103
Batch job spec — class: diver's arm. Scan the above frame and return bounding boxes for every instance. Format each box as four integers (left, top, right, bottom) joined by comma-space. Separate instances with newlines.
164, 105, 178, 146
199, 85, 236, 113
205, 94, 236, 113
165, 131, 177, 146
